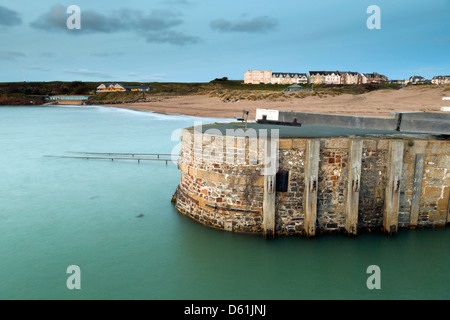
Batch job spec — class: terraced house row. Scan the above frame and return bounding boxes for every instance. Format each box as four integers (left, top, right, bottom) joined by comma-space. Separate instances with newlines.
244, 70, 388, 85
432, 75, 450, 85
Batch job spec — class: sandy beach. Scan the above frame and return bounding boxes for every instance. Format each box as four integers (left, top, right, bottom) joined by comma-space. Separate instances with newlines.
107, 85, 449, 119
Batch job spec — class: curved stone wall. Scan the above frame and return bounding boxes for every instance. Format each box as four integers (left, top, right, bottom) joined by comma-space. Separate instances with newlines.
174, 126, 450, 237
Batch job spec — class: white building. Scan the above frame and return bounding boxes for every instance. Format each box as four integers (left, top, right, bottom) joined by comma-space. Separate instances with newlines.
432, 75, 450, 85
244, 70, 308, 84
340, 72, 360, 84
360, 74, 368, 84
271, 72, 308, 84
308, 71, 341, 84
324, 72, 341, 85
244, 70, 273, 84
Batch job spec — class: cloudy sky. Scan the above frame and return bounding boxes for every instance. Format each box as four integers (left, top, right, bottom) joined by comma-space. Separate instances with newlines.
0, 0, 449, 82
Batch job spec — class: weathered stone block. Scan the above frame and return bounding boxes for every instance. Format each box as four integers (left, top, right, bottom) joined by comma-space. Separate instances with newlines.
279, 139, 293, 150
377, 140, 389, 150
363, 140, 377, 150
426, 141, 448, 154
409, 140, 427, 154
437, 155, 450, 168
424, 186, 443, 199
437, 196, 449, 212
292, 139, 306, 149
325, 138, 349, 149
429, 211, 445, 222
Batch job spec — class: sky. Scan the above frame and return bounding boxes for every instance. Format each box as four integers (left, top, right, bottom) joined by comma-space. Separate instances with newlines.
0, 0, 449, 82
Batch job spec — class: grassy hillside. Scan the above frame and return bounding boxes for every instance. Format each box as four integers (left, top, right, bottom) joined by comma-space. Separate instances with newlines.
0, 79, 418, 105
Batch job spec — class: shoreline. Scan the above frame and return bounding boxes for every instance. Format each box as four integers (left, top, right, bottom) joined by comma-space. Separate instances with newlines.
101, 86, 449, 119
2, 85, 448, 119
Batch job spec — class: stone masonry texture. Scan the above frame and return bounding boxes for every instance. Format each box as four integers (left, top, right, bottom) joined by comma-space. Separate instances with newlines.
174, 127, 450, 237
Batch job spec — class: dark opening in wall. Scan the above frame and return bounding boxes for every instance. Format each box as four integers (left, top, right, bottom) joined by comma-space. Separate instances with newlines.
276, 170, 289, 192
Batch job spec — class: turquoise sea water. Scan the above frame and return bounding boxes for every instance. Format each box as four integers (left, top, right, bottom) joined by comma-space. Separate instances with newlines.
0, 105, 448, 300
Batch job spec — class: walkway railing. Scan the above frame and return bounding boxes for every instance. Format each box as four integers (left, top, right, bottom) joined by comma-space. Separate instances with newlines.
44, 152, 180, 164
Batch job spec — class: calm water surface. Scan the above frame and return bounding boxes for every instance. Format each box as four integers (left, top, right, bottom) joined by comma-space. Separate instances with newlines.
0, 106, 448, 300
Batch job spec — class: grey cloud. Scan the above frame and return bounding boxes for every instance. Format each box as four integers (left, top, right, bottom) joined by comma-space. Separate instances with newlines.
73, 9, 119, 33
77, 8, 183, 33
132, 10, 183, 31
210, 16, 278, 33
32, 5, 183, 33
0, 5, 22, 27
32, 4, 124, 33
30, 5, 67, 32
0, 51, 26, 61
31, 5, 198, 45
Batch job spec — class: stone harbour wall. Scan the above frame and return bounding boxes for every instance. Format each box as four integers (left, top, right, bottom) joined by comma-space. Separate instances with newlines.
358, 142, 388, 230
174, 127, 450, 237
176, 127, 265, 233
275, 141, 306, 236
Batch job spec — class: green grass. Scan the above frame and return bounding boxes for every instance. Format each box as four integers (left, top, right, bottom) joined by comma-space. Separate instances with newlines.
0, 80, 437, 105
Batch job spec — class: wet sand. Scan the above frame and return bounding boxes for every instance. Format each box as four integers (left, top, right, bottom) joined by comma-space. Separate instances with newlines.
107, 86, 450, 119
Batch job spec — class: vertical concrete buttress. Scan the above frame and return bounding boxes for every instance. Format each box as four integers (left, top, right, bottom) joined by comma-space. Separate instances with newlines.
410, 154, 425, 228
447, 193, 450, 225
383, 140, 404, 235
345, 139, 363, 235
263, 138, 277, 238
304, 140, 320, 237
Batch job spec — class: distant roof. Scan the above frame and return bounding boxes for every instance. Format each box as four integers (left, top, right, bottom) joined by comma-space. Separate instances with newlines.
341, 71, 359, 75
309, 71, 340, 75
410, 76, 426, 80
124, 86, 150, 89
97, 83, 150, 90
99, 83, 125, 87
363, 72, 387, 78
98, 83, 149, 88
272, 72, 307, 77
